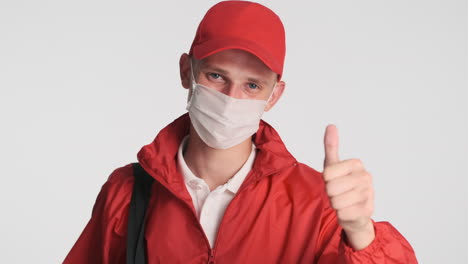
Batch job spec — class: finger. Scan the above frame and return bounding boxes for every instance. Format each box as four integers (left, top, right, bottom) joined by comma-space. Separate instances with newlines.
330, 187, 372, 210
322, 158, 365, 182
336, 198, 374, 223
325, 170, 372, 197
336, 201, 368, 222
324, 124, 340, 167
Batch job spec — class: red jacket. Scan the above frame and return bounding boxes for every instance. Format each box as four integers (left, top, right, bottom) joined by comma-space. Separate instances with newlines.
64, 113, 417, 263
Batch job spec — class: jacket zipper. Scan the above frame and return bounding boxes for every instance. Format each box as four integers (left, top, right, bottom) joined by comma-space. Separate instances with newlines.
207, 248, 215, 264
209, 162, 298, 262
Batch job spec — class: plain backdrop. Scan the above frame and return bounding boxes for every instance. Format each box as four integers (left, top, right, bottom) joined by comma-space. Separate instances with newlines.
1, 0, 467, 263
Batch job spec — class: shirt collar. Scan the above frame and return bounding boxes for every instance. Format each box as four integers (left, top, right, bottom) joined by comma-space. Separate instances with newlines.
177, 135, 257, 194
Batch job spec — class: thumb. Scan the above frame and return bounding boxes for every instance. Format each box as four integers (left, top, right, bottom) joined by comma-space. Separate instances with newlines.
323, 124, 340, 168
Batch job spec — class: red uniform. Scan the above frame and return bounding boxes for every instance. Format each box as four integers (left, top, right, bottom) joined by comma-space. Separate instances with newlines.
64, 113, 418, 263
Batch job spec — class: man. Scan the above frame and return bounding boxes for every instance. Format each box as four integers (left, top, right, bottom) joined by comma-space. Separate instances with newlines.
64, 1, 418, 263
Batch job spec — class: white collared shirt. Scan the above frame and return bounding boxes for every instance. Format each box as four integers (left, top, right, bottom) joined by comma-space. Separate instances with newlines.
176, 135, 257, 248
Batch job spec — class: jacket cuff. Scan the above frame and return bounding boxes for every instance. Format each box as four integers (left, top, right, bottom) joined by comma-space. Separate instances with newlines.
340, 219, 382, 257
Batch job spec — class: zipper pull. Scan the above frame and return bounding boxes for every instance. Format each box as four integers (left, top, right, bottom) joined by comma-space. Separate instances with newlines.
207, 248, 215, 264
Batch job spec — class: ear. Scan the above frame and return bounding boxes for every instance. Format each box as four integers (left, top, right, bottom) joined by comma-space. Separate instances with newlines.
264, 80, 285, 112
179, 53, 191, 89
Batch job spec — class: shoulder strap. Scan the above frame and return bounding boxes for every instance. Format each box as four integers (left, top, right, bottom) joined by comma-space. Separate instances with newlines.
127, 162, 154, 264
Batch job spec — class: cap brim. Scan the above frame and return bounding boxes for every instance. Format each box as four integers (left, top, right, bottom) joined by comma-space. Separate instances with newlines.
192, 37, 282, 80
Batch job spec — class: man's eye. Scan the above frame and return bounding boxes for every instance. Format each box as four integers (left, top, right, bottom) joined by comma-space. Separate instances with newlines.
209, 73, 221, 79
248, 83, 258, 89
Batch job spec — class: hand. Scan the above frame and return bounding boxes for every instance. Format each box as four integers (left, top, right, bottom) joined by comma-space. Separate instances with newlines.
322, 124, 375, 250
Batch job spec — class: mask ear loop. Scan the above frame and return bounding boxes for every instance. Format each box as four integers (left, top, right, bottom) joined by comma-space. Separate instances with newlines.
189, 58, 197, 86
266, 81, 277, 105
187, 58, 197, 106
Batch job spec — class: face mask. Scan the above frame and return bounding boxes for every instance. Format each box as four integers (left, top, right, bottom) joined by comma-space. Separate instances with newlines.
186, 59, 276, 150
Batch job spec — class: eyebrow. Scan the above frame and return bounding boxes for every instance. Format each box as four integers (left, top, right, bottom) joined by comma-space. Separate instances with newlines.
202, 64, 229, 75
201, 63, 269, 86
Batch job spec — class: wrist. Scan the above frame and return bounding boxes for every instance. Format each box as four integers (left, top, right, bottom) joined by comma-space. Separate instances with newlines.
344, 220, 375, 251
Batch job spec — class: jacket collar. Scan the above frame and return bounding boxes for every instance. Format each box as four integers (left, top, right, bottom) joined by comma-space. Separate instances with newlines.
137, 112, 297, 200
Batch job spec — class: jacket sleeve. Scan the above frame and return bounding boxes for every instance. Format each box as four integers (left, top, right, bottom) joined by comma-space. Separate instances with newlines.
63, 165, 134, 264
314, 195, 418, 264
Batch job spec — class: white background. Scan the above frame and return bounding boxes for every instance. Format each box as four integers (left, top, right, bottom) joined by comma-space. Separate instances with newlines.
1, 0, 467, 263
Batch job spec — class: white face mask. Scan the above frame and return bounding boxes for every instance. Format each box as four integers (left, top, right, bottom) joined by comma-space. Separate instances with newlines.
186, 59, 276, 150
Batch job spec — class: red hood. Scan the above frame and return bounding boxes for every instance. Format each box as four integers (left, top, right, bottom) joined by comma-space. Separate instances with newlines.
137, 112, 297, 201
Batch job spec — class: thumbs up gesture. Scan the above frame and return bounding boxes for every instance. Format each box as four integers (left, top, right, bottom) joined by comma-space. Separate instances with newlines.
322, 124, 376, 250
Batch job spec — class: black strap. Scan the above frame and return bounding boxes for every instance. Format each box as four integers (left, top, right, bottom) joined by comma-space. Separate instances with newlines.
127, 162, 154, 264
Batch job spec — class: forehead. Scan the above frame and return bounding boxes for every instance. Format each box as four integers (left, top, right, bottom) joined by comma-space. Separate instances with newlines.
197, 49, 277, 84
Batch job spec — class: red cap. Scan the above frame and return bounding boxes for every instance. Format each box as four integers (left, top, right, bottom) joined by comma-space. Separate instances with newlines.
189, 1, 286, 80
